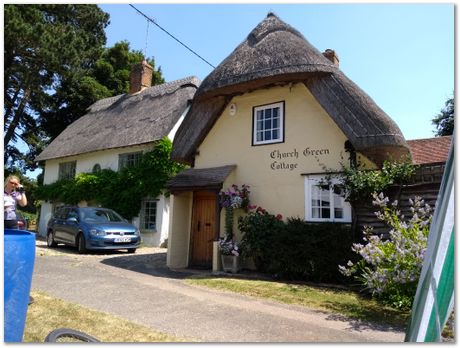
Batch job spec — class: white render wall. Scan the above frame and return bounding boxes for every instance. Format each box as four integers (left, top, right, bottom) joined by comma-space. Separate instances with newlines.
42, 144, 153, 184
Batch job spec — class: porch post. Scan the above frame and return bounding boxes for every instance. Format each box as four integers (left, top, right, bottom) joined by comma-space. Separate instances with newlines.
212, 190, 222, 273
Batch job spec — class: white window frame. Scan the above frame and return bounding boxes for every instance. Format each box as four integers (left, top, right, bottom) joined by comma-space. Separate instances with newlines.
58, 161, 76, 180
140, 198, 158, 232
118, 151, 142, 170
252, 101, 284, 145
304, 175, 351, 223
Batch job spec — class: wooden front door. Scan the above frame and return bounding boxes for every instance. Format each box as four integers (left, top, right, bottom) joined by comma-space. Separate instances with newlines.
190, 191, 216, 268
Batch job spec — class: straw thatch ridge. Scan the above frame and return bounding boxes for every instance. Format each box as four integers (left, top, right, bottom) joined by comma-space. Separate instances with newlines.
36, 76, 200, 162
171, 13, 409, 166
195, 12, 337, 98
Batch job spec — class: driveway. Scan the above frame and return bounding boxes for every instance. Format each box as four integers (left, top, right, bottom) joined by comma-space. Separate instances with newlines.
31, 240, 406, 342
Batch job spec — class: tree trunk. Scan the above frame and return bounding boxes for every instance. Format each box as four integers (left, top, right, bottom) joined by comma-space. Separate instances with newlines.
4, 86, 31, 147
4, 85, 23, 123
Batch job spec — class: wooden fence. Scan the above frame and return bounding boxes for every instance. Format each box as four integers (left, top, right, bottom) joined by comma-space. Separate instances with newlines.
355, 163, 446, 238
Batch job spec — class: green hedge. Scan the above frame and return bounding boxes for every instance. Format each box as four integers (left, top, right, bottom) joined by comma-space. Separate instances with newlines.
239, 210, 356, 284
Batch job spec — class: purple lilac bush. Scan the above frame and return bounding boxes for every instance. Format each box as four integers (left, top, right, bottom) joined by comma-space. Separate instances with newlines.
339, 192, 432, 309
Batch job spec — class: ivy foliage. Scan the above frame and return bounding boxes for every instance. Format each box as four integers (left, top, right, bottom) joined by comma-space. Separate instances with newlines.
35, 138, 184, 219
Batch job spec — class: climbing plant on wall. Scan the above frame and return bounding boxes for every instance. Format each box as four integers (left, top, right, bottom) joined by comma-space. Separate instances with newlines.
35, 137, 185, 219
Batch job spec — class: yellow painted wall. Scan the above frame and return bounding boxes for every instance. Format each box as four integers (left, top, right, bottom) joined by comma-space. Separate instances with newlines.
168, 83, 378, 269
195, 83, 350, 220
167, 192, 193, 268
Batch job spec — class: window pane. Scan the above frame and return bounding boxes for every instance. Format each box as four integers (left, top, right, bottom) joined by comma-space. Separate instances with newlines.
312, 208, 320, 218
257, 131, 263, 142
265, 108, 272, 119
257, 120, 263, 131
265, 118, 272, 130
320, 189, 330, 206
273, 117, 279, 128
59, 161, 76, 180
322, 208, 330, 218
257, 110, 263, 121
265, 130, 271, 140
272, 107, 279, 117
142, 200, 157, 230
272, 129, 279, 140
334, 208, 343, 219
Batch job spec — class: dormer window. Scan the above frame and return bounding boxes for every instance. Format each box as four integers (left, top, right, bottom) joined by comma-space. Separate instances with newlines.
252, 101, 285, 145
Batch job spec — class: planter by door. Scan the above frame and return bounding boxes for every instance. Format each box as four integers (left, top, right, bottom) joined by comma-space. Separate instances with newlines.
221, 255, 241, 274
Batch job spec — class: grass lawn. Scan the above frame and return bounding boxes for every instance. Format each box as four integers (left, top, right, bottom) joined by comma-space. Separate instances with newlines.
24, 291, 191, 343
185, 276, 410, 328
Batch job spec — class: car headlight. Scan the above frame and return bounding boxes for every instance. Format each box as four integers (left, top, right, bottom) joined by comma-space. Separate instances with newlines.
135, 229, 141, 236
90, 229, 106, 236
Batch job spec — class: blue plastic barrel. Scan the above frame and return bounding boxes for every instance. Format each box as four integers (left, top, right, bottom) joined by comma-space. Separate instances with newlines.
4, 229, 36, 342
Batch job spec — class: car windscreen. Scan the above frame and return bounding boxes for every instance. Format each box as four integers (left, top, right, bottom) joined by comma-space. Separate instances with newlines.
80, 208, 124, 223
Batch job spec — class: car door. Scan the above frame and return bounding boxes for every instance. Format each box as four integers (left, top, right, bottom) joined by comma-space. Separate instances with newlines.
61, 208, 80, 244
52, 207, 70, 243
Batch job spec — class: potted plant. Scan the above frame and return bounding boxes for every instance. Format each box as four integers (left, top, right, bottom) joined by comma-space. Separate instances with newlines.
218, 237, 242, 273
219, 184, 250, 239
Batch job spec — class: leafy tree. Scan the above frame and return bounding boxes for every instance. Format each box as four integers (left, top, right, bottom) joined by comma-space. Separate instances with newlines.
4, 4, 109, 172
40, 41, 165, 141
432, 96, 454, 136
4, 5, 165, 174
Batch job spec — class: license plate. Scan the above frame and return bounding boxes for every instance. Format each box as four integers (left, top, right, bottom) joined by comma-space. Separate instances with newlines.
114, 237, 131, 243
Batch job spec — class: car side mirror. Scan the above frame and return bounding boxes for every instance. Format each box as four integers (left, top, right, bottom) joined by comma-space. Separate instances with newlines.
67, 217, 78, 223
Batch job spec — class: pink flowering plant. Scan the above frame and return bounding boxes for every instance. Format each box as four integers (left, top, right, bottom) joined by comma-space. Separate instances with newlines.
219, 184, 251, 239
219, 184, 250, 210
339, 193, 432, 310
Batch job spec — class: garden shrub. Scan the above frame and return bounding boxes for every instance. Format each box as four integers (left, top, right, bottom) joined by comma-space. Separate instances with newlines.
239, 208, 355, 284
269, 219, 355, 283
339, 193, 432, 310
238, 207, 284, 272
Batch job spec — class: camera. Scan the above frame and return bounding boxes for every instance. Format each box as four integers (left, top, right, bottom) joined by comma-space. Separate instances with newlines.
17, 186, 25, 193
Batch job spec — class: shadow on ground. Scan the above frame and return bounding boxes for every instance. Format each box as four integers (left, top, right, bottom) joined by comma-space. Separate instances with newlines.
100, 252, 196, 279
324, 312, 405, 333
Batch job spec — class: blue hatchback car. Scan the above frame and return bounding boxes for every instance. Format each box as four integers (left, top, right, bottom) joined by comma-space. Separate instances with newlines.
46, 206, 141, 253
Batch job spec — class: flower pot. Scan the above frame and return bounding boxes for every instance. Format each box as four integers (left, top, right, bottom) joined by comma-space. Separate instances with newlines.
221, 255, 241, 274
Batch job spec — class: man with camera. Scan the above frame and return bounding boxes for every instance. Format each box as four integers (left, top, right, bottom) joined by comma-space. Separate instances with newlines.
4, 175, 28, 229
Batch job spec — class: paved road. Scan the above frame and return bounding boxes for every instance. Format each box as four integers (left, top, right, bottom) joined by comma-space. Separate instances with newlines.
31, 240, 405, 343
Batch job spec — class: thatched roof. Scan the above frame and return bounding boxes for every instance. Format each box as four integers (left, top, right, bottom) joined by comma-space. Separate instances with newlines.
36, 76, 200, 162
171, 13, 409, 166
166, 165, 236, 192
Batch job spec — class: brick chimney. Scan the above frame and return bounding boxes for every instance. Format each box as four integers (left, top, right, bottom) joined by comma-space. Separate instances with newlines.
129, 59, 153, 94
322, 49, 339, 66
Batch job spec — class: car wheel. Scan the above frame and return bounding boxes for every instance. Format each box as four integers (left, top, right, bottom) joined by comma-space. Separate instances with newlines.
47, 232, 57, 247
77, 233, 87, 254
127, 248, 136, 254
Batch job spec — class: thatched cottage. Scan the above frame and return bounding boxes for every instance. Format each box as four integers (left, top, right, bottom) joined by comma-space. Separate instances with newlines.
165, 13, 412, 270
35, 61, 200, 246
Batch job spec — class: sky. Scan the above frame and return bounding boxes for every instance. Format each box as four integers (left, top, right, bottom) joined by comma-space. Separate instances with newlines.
98, 2, 454, 141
